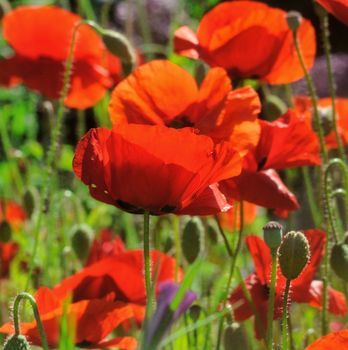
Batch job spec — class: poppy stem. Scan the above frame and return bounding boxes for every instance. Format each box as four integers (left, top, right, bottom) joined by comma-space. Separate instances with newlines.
172, 215, 181, 282
292, 29, 328, 164
316, 4, 347, 162
143, 210, 153, 318
281, 279, 291, 350
214, 215, 233, 258
12, 292, 49, 350
215, 202, 244, 350
24, 20, 89, 291
266, 251, 278, 350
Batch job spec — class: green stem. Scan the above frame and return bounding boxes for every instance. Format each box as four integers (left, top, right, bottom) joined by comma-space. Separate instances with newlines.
292, 30, 328, 163
143, 211, 153, 318
172, 215, 181, 282
281, 279, 291, 350
214, 215, 233, 258
13, 292, 49, 350
24, 20, 88, 291
215, 202, 244, 350
266, 252, 278, 350
302, 167, 321, 227
317, 7, 346, 162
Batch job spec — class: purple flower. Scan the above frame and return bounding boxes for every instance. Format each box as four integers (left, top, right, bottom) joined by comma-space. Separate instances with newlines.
144, 281, 197, 348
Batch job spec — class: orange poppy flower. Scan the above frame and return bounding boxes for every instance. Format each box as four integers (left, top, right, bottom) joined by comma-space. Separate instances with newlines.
109, 60, 261, 155
305, 329, 348, 349
73, 124, 241, 215
316, 0, 348, 26
0, 6, 121, 109
174, 1, 316, 84
0, 287, 137, 349
294, 96, 348, 149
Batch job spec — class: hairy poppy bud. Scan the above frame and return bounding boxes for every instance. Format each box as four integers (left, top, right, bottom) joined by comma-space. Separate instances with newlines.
102, 30, 136, 71
0, 221, 12, 242
330, 243, 348, 282
286, 11, 302, 32
223, 323, 248, 350
278, 231, 310, 280
263, 95, 287, 121
71, 224, 93, 262
182, 217, 204, 264
23, 187, 39, 218
3, 335, 31, 350
263, 221, 283, 252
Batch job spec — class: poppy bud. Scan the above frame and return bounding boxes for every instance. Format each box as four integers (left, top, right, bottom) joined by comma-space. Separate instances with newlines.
189, 304, 201, 322
263, 221, 283, 252
101, 30, 136, 71
286, 11, 302, 32
23, 187, 39, 218
3, 335, 31, 350
0, 221, 12, 242
182, 217, 204, 264
278, 231, 310, 280
70, 224, 93, 262
263, 95, 287, 121
223, 323, 249, 350
330, 243, 348, 282
313, 106, 333, 136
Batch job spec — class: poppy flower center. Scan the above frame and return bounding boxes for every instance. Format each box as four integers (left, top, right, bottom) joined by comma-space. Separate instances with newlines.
168, 115, 194, 129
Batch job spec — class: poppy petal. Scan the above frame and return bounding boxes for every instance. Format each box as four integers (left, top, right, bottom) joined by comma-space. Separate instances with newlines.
305, 329, 348, 349
108, 60, 198, 126
173, 26, 200, 59
316, 0, 348, 26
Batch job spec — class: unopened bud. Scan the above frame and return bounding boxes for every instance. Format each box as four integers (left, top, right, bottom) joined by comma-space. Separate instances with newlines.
263, 95, 287, 121
0, 221, 12, 242
223, 322, 248, 350
189, 304, 201, 322
263, 221, 283, 252
182, 218, 204, 264
3, 335, 31, 350
330, 243, 348, 282
278, 231, 310, 280
71, 224, 93, 262
102, 30, 136, 67
286, 11, 302, 32
23, 187, 39, 218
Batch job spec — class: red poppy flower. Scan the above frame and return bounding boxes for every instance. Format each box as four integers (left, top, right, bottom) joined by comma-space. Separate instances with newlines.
229, 230, 347, 339
109, 59, 261, 155
174, 1, 316, 84
316, 0, 348, 26
86, 228, 126, 266
0, 200, 26, 279
0, 287, 137, 349
220, 110, 320, 212
0, 242, 19, 279
295, 96, 348, 149
52, 250, 178, 307
0, 6, 122, 109
305, 329, 348, 349
73, 124, 241, 215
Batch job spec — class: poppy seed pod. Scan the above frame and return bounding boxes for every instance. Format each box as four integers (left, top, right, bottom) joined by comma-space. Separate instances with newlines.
263, 221, 283, 251
3, 335, 31, 350
286, 11, 302, 32
0, 221, 12, 243
278, 231, 310, 280
330, 243, 348, 281
70, 224, 93, 262
182, 218, 204, 264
